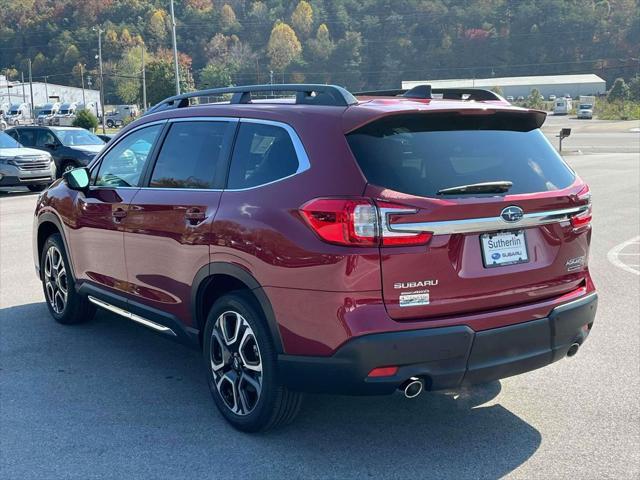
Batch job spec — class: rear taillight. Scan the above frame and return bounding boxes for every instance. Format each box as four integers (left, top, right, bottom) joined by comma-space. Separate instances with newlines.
300, 198, 378, 246
570, 185, 592, 230
300, 198, 432, 247
571, 205, 592, 229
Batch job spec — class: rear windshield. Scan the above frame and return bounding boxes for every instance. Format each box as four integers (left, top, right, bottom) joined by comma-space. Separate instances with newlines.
347, 114, 575, 197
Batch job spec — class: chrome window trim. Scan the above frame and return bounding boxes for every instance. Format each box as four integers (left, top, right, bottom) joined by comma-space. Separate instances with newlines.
89, 116, 310, 192
386, 205, 589, 236
88, 296, 177, 336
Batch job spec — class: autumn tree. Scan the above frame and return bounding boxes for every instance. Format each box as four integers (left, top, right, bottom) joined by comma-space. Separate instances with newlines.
291, 1, 314, 37
267, 22, 302, 72
148, 9, 168, 46
220, 4, 240, 32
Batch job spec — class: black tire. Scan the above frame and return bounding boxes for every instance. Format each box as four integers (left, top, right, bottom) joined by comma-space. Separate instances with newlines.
40, 233, 95, 325
27, 184, 46, 192
203, 291, 302, 432
106, 120, 114, 128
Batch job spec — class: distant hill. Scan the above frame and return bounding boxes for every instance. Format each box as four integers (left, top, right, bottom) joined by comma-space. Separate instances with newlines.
1, 0, 637, 105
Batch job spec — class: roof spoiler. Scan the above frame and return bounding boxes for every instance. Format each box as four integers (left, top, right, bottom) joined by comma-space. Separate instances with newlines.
145, 84, 358, 115
355, 85, 505, 102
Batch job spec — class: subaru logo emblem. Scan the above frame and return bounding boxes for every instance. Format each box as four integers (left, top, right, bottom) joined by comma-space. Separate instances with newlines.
491, 253, 501, 260
501, 206, 524, 223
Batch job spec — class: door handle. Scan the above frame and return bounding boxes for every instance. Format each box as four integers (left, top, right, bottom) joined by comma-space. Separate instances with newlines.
112, 208, 127, 222
185, 208, 206, 225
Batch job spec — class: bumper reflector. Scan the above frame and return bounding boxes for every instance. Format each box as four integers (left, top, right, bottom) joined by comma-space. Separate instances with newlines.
368, 366, 399, 378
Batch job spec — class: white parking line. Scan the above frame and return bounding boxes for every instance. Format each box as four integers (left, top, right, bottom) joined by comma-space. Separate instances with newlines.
607, 236, 640, 276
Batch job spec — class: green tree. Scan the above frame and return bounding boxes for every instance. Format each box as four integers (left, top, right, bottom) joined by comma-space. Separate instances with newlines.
626, 76, 639, 101
267, 22, 302, 72
308, 24, 334, 61
291, 1, 314, 37
115, 46, 148, 104
199, 63, 233, 88
73, 109, 99, 131
608, 78, 630, 101
526, 88, 544, 109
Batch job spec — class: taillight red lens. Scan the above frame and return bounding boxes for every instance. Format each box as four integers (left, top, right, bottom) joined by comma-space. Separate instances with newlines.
571, 184, 592, 229
300, 198, 433, 247
571, 205, 592, 229
377, 201, 433, 247
300, 198, 378, 246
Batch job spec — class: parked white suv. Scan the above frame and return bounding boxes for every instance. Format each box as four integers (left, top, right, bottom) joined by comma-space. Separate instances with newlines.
0, 132, 55, 191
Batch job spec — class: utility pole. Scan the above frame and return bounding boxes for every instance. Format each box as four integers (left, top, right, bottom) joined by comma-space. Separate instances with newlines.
21, 72, 26, 103
44, 76, 48, 99
141, 46, 147, 110
169, 0, 181, 95
93, 26, 106, 134
28, 59, 34, 122
80, 64, 86, 106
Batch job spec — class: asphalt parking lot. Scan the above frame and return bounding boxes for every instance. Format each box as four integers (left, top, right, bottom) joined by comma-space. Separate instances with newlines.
1, 119, 639, 479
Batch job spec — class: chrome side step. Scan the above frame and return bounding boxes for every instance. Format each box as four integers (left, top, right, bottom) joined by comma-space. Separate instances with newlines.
88, 296, 177, 336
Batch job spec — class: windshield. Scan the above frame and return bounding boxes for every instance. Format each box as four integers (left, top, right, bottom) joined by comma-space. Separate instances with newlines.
59, 109, 69, 114
579, 104, 592, 109
55, 129, 104, 146
0, 132, 22, 148
347, 114, 575, 197
9, 110, 18, 115
40, 110, 52, 115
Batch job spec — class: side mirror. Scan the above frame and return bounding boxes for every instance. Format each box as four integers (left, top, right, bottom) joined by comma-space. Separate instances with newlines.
63, 167, 90, 191
45, 142, 58, 149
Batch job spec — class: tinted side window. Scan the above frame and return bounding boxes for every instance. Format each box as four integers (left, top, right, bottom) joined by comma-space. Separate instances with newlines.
228, 123, 299, 189
36, 129, 57, 147
150, 121, 232, 189
95, 124, 162, 187
12, 128, 36, 146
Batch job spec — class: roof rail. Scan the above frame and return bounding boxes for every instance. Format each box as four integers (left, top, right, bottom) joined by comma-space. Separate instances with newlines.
354, 85, 503, 102
146, 84, 358, 115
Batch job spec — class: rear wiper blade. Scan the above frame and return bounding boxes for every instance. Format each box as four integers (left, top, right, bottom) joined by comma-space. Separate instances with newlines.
437, 181, 513, 195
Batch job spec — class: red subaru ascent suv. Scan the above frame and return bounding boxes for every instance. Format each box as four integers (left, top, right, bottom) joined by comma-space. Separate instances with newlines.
33, 84, 597, 431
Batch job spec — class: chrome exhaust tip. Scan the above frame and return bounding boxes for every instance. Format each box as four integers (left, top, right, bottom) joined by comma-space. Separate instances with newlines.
400, 377, 424, 399
567, 342, 580, 357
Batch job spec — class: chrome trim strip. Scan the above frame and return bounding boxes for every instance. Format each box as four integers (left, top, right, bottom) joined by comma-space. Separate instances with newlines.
88, 296, 177, 336
553, 291, 597, 311
387, 205, 589, 235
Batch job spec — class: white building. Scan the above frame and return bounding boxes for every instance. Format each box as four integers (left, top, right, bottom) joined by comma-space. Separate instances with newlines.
402, 74, 607, 99
0, 75, 101, 111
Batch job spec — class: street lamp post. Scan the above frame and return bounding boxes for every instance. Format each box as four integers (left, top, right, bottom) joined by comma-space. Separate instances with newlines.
169, 0, 181, 95
93, 26, 106, 134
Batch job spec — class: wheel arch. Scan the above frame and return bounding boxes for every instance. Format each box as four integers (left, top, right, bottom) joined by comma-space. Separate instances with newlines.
191, 263, 284, 354
36, 212, 75, 281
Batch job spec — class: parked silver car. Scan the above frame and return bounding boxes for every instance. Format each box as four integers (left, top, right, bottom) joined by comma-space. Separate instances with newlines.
0, 131, 56, 191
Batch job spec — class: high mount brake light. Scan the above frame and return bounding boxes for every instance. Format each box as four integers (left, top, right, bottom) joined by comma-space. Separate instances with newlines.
300, 198, 432, 247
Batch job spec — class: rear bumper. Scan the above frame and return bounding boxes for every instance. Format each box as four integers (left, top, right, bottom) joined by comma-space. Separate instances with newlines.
278, 292, 597, 395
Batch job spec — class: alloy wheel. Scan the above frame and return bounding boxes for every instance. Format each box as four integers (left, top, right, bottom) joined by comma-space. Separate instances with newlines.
44, 245, 68, 314
209, 311, 263, 416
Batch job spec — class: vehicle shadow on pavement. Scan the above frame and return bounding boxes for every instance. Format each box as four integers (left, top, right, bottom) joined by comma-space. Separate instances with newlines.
1, 303, 541, 480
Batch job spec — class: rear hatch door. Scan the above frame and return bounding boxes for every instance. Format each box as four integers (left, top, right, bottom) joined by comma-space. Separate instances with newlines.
347, 110, 592, 320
